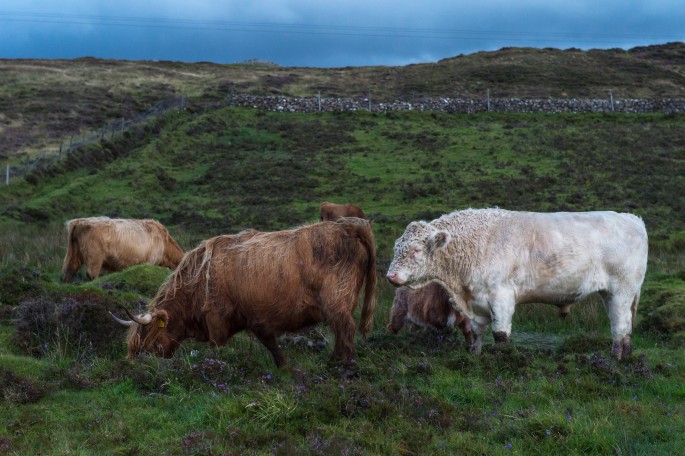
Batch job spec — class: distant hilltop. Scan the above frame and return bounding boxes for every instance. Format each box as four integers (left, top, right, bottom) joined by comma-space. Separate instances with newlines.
240, 58, 280, 67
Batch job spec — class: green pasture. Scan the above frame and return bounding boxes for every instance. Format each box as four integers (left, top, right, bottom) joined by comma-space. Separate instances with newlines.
1, 109, 684, 454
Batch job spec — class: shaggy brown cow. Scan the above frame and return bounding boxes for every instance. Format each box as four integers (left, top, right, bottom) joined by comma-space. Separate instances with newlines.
387, 283, 473, 347
320, 201, 368, 221
111, 219, 377, 367
61, 217, 184, 282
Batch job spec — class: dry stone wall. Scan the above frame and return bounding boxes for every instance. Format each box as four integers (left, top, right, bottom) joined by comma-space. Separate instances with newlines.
228, 94, 685, 114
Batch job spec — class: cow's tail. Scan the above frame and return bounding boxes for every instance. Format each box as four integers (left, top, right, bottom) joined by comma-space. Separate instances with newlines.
357, 222, 377, 339
631, 290, 641, 328
60, 219, 82, 283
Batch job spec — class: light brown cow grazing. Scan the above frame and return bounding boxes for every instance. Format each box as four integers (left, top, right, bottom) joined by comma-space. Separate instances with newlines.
61, 217, 184, 282
320, 201, 368, 221
387, 283, 473, 347
111, 218, 377, 367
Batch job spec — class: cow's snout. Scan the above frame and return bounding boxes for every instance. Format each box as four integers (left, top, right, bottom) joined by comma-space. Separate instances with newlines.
386, 271, 403, 286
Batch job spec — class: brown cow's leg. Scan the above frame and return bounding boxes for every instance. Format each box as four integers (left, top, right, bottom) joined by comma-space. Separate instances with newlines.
329, 313, 356, 366
61, 259, 79, 283
387, 299, 408, 333
85, 255, 104, 281
205, 313, 231, 346
252, 329, 286, 367
458, 318, 473, 349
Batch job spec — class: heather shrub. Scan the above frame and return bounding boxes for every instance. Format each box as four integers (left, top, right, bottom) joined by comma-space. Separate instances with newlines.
0, 264, 50, 307
638, 275, 685, 339
0, 368, 47, 404
12, 291, 126, 358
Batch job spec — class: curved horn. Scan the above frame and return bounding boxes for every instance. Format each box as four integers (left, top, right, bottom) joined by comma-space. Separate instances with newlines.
109, 311, 133, 327
124, 308, 153, 325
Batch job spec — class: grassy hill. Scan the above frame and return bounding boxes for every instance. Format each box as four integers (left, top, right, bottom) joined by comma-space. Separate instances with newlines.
2, 108, 684, 255
1, 45, 685, 454
2, 42, 684, 158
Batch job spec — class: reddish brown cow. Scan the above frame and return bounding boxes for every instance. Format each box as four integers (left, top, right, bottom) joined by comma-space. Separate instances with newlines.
111, 219, 377, 367
61, 217, 184, 282
320, 201, 368, 221
387, 283, 473, 347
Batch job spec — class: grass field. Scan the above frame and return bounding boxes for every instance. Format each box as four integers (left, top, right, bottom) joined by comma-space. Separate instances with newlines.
1, 107, 685, 454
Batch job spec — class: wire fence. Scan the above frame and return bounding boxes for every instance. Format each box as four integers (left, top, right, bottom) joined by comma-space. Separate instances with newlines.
4, 92, 685, 185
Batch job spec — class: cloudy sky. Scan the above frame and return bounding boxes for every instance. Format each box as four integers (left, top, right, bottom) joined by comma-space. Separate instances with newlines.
1, 1, 683, 68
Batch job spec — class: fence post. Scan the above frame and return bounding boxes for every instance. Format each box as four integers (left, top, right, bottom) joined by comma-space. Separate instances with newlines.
487, 89, 491, 112
368, 95, 371, 112
5, 164, 9, 186
609, 91, 615, 112
318, 91, 322, 112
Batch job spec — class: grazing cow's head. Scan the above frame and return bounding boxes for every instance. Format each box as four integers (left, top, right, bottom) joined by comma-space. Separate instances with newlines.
111, 309, 180, 358
386, 221, 451, 288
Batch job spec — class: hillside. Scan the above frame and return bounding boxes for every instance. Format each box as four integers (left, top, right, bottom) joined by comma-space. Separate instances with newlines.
1, 42, 684, 158
2, 108, 684, 266
1, 45, 685, 455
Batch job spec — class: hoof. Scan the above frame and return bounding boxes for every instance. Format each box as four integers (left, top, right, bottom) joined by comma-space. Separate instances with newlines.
469, 341, 483, 355
612, 336, 633, 360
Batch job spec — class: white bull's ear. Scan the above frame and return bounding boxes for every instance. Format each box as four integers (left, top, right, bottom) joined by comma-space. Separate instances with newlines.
427, 230, 450, 252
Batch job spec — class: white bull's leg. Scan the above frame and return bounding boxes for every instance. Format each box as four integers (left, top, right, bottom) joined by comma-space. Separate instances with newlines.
602, 291, 636, 359
469, 315, 491, 355
489, 289, 516, 344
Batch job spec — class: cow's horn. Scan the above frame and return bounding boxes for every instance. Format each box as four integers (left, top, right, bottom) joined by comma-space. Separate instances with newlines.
109, 311, 133, 327
124, 308, 153, 325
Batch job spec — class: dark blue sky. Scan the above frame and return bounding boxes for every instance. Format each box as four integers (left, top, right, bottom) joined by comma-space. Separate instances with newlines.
1, 1, 683, 67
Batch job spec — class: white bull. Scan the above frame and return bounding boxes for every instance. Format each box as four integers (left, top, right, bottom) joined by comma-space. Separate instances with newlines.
386, 208, 648, 359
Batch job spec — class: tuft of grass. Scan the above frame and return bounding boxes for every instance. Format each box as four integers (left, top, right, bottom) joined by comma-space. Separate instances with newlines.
245, 388, 299, 427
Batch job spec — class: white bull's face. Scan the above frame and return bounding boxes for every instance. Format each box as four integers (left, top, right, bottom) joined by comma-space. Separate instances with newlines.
386, 221, 450, 287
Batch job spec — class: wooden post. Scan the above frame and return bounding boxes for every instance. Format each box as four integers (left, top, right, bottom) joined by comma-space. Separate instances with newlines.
5, 164, 9, 186
318, 91, 322, 112
487, 89, 491, 112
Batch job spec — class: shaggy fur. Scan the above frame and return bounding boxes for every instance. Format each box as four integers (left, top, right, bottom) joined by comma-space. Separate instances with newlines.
61, 217, 184, 282
387, 208, 648, 359
387, 282, 473, 347
319, 201, 368, 221
125, 219, 377, 367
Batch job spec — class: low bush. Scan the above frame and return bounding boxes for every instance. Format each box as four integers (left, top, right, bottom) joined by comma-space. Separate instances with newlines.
0, 367, 48, 404
638, 275, 685, 340
12, 291, 126, 359
0, 264, 50, 308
